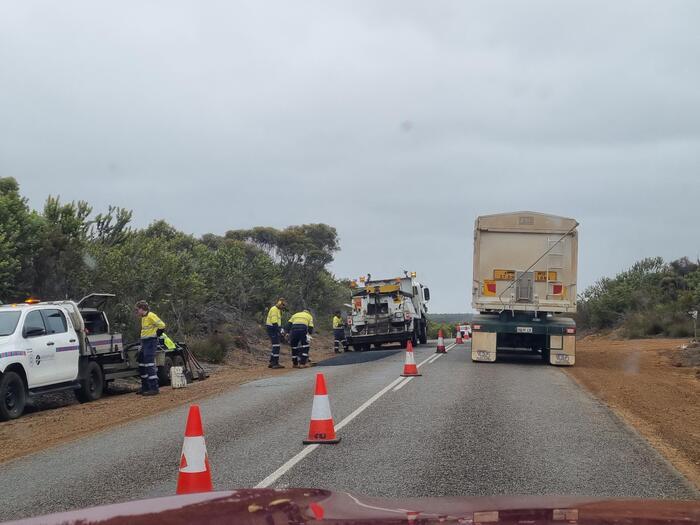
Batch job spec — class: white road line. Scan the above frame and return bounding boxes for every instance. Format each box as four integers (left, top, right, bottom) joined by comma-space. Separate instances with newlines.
256, 344, 455, 488
255, 444, 319, 488
392, 377, 413, 391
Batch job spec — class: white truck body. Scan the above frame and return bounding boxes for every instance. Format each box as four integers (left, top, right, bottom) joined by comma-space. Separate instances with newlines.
470, 211, 579, 366
472, 211, 578, 314
346, 275, 430, 350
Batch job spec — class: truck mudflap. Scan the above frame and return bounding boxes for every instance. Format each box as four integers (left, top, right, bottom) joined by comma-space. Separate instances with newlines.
471, 331, 496, 362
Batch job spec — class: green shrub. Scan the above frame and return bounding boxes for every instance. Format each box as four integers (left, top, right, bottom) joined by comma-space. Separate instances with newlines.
189, 333, 231, 364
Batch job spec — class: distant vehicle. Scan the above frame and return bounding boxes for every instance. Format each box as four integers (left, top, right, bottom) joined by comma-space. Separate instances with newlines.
457, 324, 472, 337
345, 272, 430, 351
471, 212, 578, 365
0, 293, 193, 421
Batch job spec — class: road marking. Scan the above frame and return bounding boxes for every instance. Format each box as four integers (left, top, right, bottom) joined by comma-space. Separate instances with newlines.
256, 344, 455, 488
256, 443, 319, 488
392, 377, 413, 391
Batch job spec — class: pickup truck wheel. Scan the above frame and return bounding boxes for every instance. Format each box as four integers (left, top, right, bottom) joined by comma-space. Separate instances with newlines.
0, 371, 26, 421
158, 355, 174, 386
76, 361, 104, 403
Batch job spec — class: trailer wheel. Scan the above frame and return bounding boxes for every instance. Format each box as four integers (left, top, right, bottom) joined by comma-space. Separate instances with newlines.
158, 355, 174, 386
0, 371, 26, 421
76, 361, 104, 403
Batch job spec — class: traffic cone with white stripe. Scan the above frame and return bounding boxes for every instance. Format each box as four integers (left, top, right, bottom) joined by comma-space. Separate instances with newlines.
436, 329, 447, 353
303, 373, 341, 444
176, 405, 213, 495
401, 340, 421, 377
456, 330, 464, 344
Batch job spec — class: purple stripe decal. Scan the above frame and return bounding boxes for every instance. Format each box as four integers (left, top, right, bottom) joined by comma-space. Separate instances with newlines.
56, 345, 80, 353
0, 351, 26, 359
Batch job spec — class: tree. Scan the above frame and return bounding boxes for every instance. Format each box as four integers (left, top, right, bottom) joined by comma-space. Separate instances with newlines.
0, 177, 45, 300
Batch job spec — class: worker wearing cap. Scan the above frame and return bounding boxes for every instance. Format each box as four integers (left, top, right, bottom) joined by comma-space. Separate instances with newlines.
332, 311, 345, 353
266, 298, 287, 369
286, 309, 314, 368
135, 300, 165, 396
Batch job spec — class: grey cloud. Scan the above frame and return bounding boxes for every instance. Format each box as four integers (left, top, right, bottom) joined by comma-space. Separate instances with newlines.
1, 0, 699, 311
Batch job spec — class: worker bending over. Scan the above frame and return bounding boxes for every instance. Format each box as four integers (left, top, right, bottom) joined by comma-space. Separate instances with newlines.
286, 309, 314, 368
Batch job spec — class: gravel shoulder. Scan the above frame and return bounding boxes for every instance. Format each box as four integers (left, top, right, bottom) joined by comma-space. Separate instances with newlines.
566, 336, 700, 490
0, 334, 338, 464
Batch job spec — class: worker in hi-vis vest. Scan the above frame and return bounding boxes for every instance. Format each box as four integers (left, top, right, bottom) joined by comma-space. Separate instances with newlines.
332, 311, 345, 353
266, 298, 287, 369
286, 309, 314, 368
135, 300, 165, 396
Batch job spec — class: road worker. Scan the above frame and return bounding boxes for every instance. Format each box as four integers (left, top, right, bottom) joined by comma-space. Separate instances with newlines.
286, 309, 314, 368
332, 310, 345, 353
266, 298, 287, 369
135, 300, 165, 396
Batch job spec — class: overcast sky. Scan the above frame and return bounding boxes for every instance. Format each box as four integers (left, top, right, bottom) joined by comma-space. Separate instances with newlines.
1, 1, 699, 312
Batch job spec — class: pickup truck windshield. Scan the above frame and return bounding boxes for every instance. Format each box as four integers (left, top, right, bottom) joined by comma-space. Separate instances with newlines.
0, 311, 21, 336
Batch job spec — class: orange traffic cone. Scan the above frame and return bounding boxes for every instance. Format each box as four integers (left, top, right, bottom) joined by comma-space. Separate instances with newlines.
436, 329, 447, 353
401, 340, 422, 376
176, 405, 213, 495
303, 373, 341, 444
456, 331, 463, 344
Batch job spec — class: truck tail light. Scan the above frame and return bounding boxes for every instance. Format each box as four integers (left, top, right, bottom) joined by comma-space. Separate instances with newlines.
404, 312, 412, 320
347, 317, 353, 326
565, 327, 576, 334
472, 324, 481, 330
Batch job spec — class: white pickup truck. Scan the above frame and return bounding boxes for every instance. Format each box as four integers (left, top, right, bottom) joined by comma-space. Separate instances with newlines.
0, 295, 190, 420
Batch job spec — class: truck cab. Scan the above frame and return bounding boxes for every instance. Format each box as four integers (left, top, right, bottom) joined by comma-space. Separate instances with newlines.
346, 273, 430, 350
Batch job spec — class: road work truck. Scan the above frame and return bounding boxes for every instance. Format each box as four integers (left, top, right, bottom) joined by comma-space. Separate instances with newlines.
471, 212, 579, 365
0, 294, 203, 420
345, 272, 430, 351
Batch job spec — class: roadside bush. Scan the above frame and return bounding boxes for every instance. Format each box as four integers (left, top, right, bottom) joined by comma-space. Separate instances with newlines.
189, 333, 231, 364
578, 256, 699, 339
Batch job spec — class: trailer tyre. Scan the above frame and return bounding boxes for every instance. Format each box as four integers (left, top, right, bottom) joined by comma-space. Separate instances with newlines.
158, 355, 174, 386
0, 371, 26, 421
76, 361, 104, 403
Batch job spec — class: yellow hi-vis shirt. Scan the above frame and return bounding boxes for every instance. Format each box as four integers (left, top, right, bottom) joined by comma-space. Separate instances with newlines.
332, 315, 343, 329
161, 332, 177, 350
289, 311, 314, 328
266, 305, 282, 326
141, 311, 165, 338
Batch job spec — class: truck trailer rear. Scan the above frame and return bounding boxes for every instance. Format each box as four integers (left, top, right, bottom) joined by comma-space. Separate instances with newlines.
471, 211, 579, 366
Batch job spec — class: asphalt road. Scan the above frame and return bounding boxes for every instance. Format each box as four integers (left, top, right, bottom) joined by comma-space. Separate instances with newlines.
0, 340, 697, 521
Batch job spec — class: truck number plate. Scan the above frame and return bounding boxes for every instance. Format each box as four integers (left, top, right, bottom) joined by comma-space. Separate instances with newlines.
555, 354, 570, 363
476, 351, 491, 360
516, 326, 533, 333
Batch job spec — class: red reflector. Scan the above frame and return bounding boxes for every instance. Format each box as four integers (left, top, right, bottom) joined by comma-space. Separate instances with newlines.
565, 327, 576, 334
486, 283, 497, 293
552, 284, 563, 295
